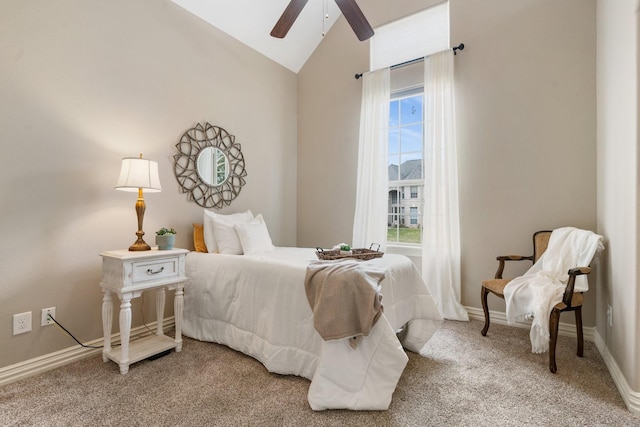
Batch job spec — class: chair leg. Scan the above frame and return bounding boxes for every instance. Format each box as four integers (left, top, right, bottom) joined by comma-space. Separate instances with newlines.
481, 286, 491, 336
548, 308, 561, 373
575, 307, 584, 357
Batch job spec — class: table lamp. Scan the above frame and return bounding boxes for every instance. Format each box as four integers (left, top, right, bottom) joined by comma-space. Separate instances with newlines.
115, 154, 162, 251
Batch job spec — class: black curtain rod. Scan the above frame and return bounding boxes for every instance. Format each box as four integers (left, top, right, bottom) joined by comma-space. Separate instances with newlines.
354, 43, 465, 80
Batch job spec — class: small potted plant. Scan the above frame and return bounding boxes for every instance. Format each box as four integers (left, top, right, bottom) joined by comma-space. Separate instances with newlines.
155, 227, 177, 250
339, 244, 352, 256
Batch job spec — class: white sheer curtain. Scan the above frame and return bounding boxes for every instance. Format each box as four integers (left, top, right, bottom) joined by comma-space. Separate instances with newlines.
352, 68, 390, 251
422, 50, 469, 321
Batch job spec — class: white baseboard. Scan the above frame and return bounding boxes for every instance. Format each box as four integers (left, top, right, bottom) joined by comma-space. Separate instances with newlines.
467, 306, 640, 415
593, 331, 640, 415
465, 306, 595, 342
0, 317, 175, 387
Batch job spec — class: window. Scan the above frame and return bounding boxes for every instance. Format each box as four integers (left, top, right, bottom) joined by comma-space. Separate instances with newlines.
410, 207, 418, 225
359, 1, 449, 252
389, 190, 398, 204
387, 88, 424, 245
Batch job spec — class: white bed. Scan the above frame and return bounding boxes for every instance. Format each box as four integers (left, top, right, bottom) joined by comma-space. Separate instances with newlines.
182, 246, 442, 410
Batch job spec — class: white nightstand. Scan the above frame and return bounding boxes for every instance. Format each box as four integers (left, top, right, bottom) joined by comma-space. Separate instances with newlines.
99, 248, 189, 374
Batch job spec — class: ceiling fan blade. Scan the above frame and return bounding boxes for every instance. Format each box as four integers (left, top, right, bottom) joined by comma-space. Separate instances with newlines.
334, 0, 374, 41
271, 0, 309, 38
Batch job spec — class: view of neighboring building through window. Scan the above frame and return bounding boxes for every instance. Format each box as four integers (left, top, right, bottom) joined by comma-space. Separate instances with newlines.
388, 89, 424, 245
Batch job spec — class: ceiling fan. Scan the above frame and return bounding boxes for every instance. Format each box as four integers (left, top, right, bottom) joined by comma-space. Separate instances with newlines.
271, 0, 374, 41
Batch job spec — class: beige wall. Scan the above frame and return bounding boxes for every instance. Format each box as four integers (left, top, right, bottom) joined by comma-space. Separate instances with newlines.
452, 0, 597, 317
596, 0, 639, 392
298, 0, 597, 320
0, 0, 297, 368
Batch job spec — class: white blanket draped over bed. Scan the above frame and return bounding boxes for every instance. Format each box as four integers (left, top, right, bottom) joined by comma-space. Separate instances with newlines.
182, 247, 442, 410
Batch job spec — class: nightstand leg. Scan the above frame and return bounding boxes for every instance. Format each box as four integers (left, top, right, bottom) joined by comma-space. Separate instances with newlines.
156, 288, 166, 336
101, 289, 113, 363
119, 294, 132, 374
174, 285, 184, 352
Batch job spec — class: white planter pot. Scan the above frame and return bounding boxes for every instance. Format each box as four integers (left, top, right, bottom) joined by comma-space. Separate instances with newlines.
156, 234, 176, 250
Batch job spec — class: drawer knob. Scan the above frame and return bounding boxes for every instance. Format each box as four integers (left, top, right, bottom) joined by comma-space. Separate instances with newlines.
146, 266, 165, 275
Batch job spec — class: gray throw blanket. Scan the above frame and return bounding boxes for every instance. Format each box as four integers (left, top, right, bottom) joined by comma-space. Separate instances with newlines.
304, 259, 385, 349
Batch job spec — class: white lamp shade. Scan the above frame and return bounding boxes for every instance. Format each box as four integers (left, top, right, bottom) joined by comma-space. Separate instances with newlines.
115, 157, 162, 192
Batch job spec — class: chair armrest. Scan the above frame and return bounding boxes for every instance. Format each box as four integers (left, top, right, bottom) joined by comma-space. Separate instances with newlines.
568, 266, 591, 276
497, 255, 532, 261
562, 266, 592, 306
494, 255, 534, 279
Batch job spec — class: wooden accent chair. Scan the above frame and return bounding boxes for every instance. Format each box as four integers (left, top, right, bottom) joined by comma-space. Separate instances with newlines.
480, 230, 592, 373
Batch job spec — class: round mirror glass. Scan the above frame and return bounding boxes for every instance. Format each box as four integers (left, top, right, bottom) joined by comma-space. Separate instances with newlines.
197, 147, 229, 186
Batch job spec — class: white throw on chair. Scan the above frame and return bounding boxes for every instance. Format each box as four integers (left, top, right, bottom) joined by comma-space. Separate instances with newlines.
481, 227, 604, 373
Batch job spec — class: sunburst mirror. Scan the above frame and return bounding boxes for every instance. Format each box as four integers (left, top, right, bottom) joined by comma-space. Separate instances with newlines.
173, 122, 247, 208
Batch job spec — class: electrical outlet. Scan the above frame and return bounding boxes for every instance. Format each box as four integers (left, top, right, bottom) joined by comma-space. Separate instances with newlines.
607, 305, 613, 328
41, 307, 56, 326
13, 312, 32, 335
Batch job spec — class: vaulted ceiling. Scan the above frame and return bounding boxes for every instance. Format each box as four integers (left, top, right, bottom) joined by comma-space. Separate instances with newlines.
171, 0, 343, 73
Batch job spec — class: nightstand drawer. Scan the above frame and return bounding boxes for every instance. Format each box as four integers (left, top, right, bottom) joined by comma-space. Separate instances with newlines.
132, 257, 179, 283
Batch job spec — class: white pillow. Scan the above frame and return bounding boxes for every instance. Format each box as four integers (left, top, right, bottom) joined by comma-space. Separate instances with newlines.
211, 211, 256, 255
234, 215, 275, 255
203, 209, 253, 253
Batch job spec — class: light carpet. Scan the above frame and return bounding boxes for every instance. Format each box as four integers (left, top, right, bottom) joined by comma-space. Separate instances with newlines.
1, 319, 638, 426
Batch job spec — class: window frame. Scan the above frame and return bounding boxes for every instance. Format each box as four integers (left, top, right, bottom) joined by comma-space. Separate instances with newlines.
387, 86, 425, 254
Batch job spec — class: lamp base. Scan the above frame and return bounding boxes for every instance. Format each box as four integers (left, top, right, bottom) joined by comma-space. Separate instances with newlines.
129, 240, 151, 251
128, 231, 151, 251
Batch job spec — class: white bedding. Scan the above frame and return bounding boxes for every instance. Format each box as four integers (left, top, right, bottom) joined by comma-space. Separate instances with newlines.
182, 247, 442, 410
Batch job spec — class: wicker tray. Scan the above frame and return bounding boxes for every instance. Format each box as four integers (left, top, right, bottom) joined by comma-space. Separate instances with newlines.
315, 244, 383, 261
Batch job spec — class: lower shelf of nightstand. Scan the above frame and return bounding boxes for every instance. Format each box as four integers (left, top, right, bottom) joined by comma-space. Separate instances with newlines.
105, 334, 178, 366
